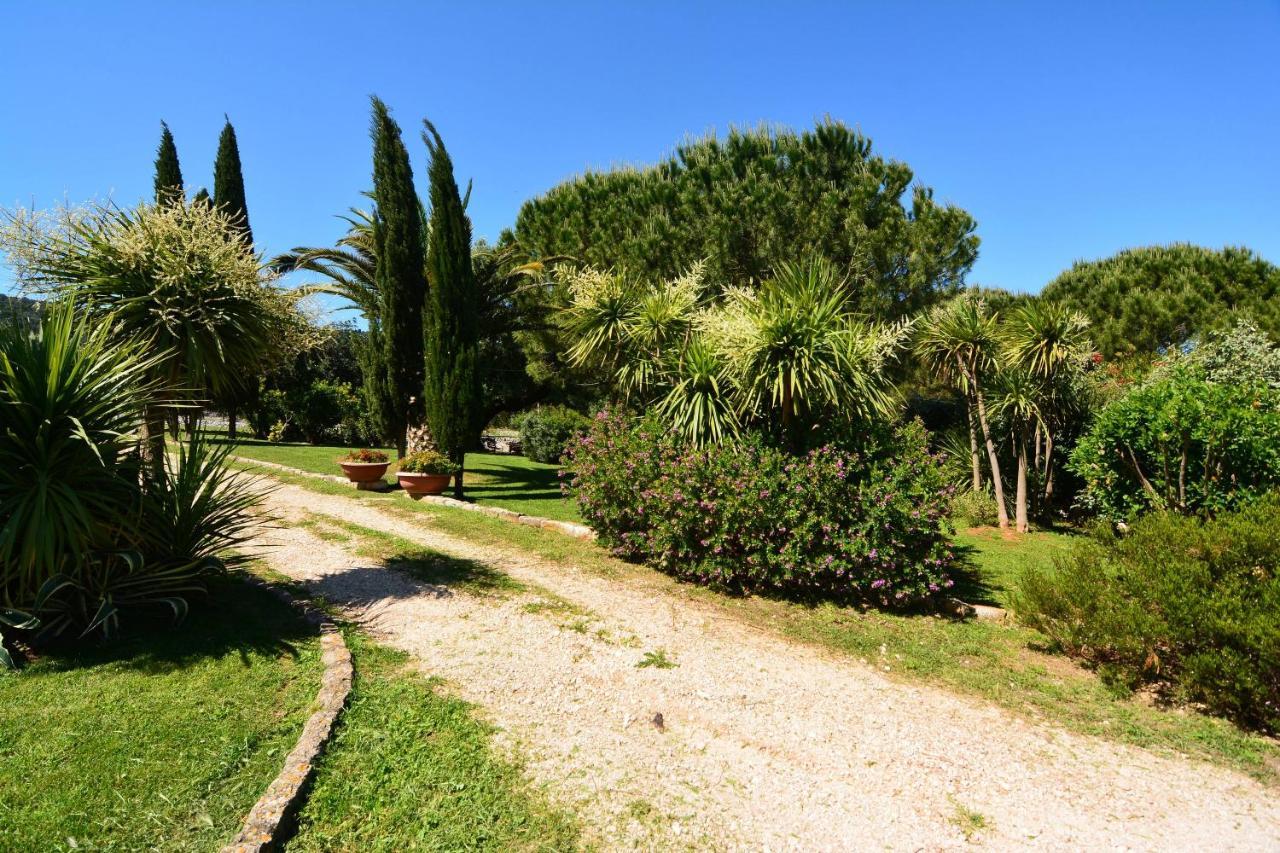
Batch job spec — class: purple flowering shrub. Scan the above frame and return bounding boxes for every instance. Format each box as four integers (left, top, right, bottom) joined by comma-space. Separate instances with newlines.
563, 409, 957, 606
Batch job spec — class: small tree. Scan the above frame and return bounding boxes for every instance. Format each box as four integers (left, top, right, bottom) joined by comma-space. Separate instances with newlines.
370, 98, 426, 457
153, 121, 184, 204
422, 119, 480, 499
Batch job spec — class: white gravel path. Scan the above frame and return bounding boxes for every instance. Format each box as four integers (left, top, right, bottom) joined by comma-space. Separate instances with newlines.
247, 481, 1280, 851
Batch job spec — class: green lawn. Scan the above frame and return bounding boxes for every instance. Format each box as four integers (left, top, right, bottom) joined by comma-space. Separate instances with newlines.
951, 525, 1077, 607
217, 435, 582, 522
238, 463, 1280, 783
0, 577, 324, 850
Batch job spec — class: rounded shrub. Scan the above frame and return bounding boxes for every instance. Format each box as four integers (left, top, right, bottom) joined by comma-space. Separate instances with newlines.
398, 449, 457, 475
1013, 498, 1280, 732
563, 409, 956, 606
515, 405, 590, 464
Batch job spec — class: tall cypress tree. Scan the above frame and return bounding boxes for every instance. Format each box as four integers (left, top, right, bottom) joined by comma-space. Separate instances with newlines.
153, 121, 184, 203
370, 97, 426, 457
422, 119, 480, 499
213, 116, 253, 244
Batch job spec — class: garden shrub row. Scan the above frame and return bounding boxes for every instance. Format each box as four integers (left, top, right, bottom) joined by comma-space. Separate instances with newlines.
1014, 499, 1280, 732
564, 409, 956, 606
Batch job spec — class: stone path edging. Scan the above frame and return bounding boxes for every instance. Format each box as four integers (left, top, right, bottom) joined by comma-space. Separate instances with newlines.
221, 577, 353, 853
230, 454, 596, 541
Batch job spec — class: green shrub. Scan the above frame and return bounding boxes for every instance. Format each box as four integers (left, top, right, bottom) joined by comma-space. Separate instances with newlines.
398, 449, 457, 475
1070, 369, 1280, 520
1013, 499, 1280, 731
341, 448, 388, 464
949, 490, 999, 527
515, 405, 589, 464
565, 409, 956, 605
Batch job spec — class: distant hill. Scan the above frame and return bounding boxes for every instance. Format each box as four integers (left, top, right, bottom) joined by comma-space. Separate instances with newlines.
0, 294, 41, 326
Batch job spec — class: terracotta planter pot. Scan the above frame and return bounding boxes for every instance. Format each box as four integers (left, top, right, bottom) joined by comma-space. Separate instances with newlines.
397, 471, 452, 496
339, 461, 390, 483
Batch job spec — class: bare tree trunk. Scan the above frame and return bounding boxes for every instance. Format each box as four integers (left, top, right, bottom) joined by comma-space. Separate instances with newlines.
973, 383, 1010, 530
453, 465, 465, 500
142, 407, 167, 483
1041, 428, 1055, 506
966, 397, 982, 492
1015, 429, 1029, 533
228, 406, 238, 440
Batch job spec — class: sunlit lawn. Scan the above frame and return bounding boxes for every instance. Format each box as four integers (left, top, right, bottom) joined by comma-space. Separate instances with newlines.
0, 577, 324, 850
215, 435, 581, 522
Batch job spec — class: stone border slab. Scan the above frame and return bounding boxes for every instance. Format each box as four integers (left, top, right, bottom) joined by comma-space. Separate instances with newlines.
222, 578, 353, 853
231, 454, 596, 541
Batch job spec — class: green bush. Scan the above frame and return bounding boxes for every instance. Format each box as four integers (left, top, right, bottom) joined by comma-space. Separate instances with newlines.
398, 449, 457, 475
565, 409, 956, 605
1013, 500, 1280, 732
515, 405, 590, 464
1070, 369, 1280, 520
949, 490, 999, 527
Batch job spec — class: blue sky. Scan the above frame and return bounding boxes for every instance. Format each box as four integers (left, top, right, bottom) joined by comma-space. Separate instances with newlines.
2, 1, 1278, 310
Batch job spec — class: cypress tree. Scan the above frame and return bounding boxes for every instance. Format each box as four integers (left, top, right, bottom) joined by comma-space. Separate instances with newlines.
422, 119, 480, 499
191, 187, 210, 206
370, 97, 426, 457
153, 121, 184, 203
213, 116, 253, 244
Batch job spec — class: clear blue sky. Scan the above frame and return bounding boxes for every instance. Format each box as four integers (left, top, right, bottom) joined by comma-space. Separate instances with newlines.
2, 1, 1278, 307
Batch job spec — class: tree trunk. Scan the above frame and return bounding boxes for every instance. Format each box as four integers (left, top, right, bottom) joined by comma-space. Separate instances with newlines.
452, 461, 465, 500
142, 407, 167, 483
1015, 428, 1029, 533
228, 406, 238, 440
972, 381, 1010, 529
1041, 428, 1055, 506
966, 397, 982, 492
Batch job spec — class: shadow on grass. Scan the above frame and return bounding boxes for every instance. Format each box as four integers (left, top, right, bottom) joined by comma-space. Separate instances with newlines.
947, 542, 1004, 607
26, 574, 318, 676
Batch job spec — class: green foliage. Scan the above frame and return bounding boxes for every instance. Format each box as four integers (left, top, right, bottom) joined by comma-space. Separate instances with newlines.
1014, 500, 1280, 732
566, 410, 956, 605
1157, 319, 1280, 390
516, 120, 979, 316
1070, 369, 1280, 520
398, 448, 457, 475
949, 490, 999, 527
153, 121, 183, 203
422, 119, 480, 494
514, 405, 589, 464
1042, 244, 1280, 357
370, 97, 427, 453
213, 116, 253, 244
341, 448, 388, 463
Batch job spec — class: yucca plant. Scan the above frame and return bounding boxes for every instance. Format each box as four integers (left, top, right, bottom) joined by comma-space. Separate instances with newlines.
0, 302, 159, 604
655, 336, 740, 445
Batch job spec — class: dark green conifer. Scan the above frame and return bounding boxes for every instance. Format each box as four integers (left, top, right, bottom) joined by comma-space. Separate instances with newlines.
153, 121, 184, 203
213, 116, 253, 244
422, 119, 480, 498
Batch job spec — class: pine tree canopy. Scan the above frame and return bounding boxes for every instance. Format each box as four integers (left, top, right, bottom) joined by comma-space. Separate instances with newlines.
153, 121, 184, 204
213, 117, 253, 243
422, 118, 480, 495
1041, 244, 1280, 357
369, 96, 426, 453
513, 119, 979, 319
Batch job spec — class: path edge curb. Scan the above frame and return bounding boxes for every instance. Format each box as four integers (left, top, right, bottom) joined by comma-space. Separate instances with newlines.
221, 576, 353, 853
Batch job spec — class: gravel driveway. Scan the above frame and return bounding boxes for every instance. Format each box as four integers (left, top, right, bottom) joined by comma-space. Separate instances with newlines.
248, 480, 1280, 851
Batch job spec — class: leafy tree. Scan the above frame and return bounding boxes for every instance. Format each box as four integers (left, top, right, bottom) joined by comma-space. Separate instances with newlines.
422, 119, 480, 498
213, 116, 253, 244
1042, 244, 1280, 358
153, 121, 184, 204
515, 120, 979, 318
370, 98, 426, 456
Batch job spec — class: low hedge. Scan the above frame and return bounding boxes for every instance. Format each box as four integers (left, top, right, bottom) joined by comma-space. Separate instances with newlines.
564, 409, 956, 606
1014, 498, 1280, 732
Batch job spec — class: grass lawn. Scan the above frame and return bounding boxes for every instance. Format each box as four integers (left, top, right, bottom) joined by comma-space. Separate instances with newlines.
217, 435, 581, 522
0, 577, 324, 850
239, 463, 1280, 783
951, 525, 1078, 607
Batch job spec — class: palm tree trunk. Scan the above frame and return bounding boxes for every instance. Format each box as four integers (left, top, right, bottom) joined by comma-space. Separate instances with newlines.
1015, 428, 1029, 533
142, 407, 167, 483
966, 395, 982, 492
972, 382, 1010, 529
228, 406, 238, 440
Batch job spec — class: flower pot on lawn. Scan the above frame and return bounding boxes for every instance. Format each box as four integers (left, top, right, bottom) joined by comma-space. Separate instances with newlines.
397, 471, 452, 497
339, 461, 391, 490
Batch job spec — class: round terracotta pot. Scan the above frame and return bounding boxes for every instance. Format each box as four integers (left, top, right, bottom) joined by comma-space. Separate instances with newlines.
339, 461, 390, 483
397, 471, 452, 496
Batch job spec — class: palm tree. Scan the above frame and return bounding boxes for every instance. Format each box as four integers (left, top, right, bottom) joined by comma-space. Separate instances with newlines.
916, 294, 1011, 529
272, 207, 380, 318
989, 367, 1041, 532
1001, 300, 1092, 507
10, 201, 304, 478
